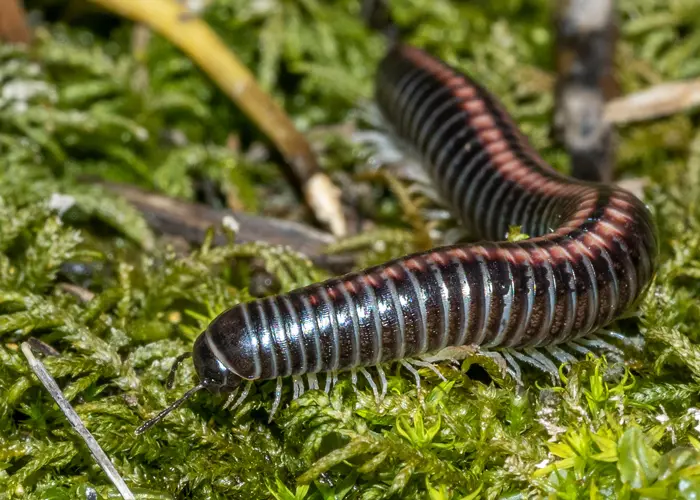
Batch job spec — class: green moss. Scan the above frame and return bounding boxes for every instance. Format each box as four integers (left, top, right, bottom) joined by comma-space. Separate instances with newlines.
1, 0, 700, 498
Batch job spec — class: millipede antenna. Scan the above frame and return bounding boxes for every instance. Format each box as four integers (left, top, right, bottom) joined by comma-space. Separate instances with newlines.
135, 383, 205, 435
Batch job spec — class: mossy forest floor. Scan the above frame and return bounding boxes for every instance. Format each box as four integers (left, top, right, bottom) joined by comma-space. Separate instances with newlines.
2, 0, 700, 498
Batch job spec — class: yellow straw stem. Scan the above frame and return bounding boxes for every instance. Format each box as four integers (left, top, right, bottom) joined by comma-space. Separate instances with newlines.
88, 0, 346, 236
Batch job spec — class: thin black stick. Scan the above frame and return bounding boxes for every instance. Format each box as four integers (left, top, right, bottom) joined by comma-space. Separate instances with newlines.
97, 181, 356, 273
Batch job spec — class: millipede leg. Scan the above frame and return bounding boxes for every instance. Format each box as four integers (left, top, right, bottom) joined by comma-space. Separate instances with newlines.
360, 367, 380, 403
567, 341, 593, 356
376, 365, 388, 401
306, 373, 319, 391
350, 369, 359, 395
579, 334, 624, 355
599, 329, 645, 352
351, 129, 405, 167
410, 360, 446, 381
268, 377, 284, 422
323, 372, 332, 393
223, 386, 240, 410
481, 350, 510, 377
331, 372, 339, 390
501, 350, 523, 385
292, 375, 304, 399
507, 349, 549, 376
504, 349, 559, 385
229, 382, 252, 412
421, 345, 478, 363
524, 348, 559, 383
400, 360, 422, 393
545, 345, 577, 365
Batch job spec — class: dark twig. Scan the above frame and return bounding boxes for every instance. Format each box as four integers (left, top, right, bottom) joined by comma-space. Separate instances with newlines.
553, 0, 618, 182
100, 181, 356, 274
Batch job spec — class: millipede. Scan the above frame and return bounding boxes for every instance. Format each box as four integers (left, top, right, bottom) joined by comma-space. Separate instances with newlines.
135, 41, 658, 434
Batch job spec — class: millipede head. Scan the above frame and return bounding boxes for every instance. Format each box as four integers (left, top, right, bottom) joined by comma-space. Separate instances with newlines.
134, 334, 244, 435
192, 333, 244, 394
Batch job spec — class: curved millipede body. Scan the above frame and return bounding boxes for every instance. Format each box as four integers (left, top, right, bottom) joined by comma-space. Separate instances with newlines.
136, 43, 658, 433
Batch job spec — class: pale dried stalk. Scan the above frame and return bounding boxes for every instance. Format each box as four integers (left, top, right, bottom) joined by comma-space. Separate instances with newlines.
605, 79, 700, 125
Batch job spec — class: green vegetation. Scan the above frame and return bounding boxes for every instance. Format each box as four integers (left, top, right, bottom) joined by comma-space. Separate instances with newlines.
2, 0, 700, 498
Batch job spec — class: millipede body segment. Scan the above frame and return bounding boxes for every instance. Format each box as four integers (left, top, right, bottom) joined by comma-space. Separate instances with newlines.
139, 43, 658, 432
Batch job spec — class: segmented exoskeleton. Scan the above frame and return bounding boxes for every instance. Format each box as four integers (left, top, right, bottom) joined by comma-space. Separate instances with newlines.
136, 43, 658, 434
